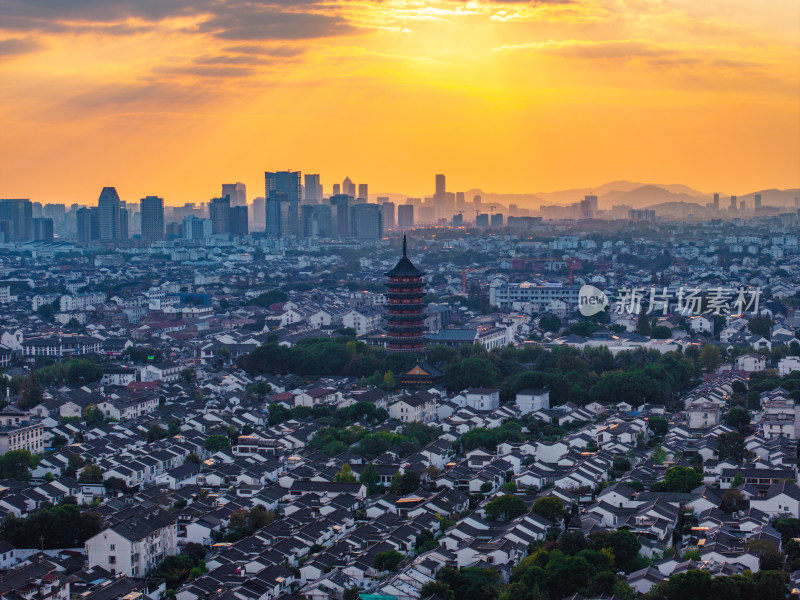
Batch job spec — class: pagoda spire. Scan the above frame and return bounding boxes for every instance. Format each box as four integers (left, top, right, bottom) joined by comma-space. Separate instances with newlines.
403, 234, 407, 257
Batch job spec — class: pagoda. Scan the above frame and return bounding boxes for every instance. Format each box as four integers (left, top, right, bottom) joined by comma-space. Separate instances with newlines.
385, 236, 426, 352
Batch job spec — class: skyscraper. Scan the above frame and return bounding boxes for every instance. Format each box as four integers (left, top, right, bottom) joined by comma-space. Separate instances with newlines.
397, 204, 414, 229
209, 196, 231, 234
330, 194, 352, 237
342, 177, 356, 198
304, 174, 322, 204
183, 215, 212, 240
435, 174, 446, 195
381, 201, 396, 230
357, 184, 368, 202
351, 203, 383, 239
221, 182, 246, 207
230, 205, 249, 236
249, 197, 264, 231
0, 199, 33, 242
265, 171, 301, 236
76, 207, 96, 242
754, 194, 762, 210
140, 196, 164, 242
730, 195, 737, 212
97, 187, 123, 242
33, 217, 54, 241
265, 194, 283, 237
713, 193, 720, 211
333, 183, 341, 196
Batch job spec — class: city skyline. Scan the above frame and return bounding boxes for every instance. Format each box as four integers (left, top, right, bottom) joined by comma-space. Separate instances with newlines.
0, 0, 798, 205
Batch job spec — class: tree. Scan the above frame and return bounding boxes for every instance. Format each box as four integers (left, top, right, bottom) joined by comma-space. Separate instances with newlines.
360, 463, 381, 495
0, 501, 105, 549
745, 539, 784, 571
723, 407, 751, 433
84, 405, 105, 427
0, 450, 40, 481
648, 416, 669, 437
748, 316, 774, 338
342, 587, 361, 600
79, 464, 103, 483
66, 360, 103, 386
419, 581, 455, 600
716, 432, 746, 462
720, 489, 747, 514
539, 314, 562, 333
635, 306, 651, 337
334, 463, 357, 483
204, 435, 230, 453
731, 473, 745, 487
699, 344, 722, 372
148, 424, 168, 443
591, 529, 642, 572
181, 368, 197, 383
531, 496, 567, 525
485, 495, 527, 522
391, 470, 421, 495
651, 466, 702, 493
373, 549, 403, 572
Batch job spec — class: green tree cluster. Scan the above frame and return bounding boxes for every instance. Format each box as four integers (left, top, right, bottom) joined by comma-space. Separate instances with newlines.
0, 499, 105, 548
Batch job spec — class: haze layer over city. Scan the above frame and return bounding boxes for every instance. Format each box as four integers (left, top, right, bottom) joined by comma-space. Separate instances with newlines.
0, 1, 800, 600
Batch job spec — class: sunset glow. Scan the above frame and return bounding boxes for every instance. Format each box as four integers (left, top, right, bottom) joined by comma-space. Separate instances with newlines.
1, 0, 798, 204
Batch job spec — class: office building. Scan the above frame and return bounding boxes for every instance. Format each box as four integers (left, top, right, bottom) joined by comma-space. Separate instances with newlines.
265, 194, 283, 237
304, 204, 332, 238
265, 171, 301, 204
330, 194, 352, 237
265, 171, 300, 236
730, 195, 737, 212
182, 216, 212, 240
221, 182, 246, 207
304, 174, 322, 204
351, 203, 383, 240
397, 204, 414, 229
76, 207, 98, 242
713, 193, 720, 211
140, 196, 164, 242
250, 196, 265, 231
456, 191, 465, 212
33, 217, 54, 241
209, 196, 231, 235
97, 187, 125, 242
476, 213, 489, 228
0, 199, 33, 242
381, 201, 395, 230
230, 205, 248, 236
435, 174, 446, 195
342, 177, 356, 198
755, 194, 762, 210
357, 184, 368, 202
333, 183, 341, 196
490, 213, 504, 228
452, 213, 463, 226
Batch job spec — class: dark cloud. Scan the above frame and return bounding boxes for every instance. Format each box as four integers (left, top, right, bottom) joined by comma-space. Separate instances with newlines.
0, 0, 356, 40
0, 36, 43, 56
196, 8, 357, 41
223, 43, 308, 57
153, 64, 259, 78
194, 54, 272, 65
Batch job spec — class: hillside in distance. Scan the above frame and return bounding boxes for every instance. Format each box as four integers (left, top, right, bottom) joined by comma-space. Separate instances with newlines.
369, 182, 799, 210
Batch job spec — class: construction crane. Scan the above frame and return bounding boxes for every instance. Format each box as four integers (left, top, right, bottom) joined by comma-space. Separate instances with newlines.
564, 257, 582, 285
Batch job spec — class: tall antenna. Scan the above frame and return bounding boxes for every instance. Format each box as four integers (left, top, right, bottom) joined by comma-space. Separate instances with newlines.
403, 234, 407, 257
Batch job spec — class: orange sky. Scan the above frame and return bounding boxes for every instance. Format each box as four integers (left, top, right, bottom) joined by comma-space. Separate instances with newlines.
0, 0, 798, 206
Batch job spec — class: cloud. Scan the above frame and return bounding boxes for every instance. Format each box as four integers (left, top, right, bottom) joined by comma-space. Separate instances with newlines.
196, 8, 358, 40
494, 39, 662, 58
222, 44, 309, 57
0, 36, 43, 56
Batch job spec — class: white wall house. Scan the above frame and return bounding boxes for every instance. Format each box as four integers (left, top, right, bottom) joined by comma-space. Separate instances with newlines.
515, 389, 550, 414
85, 509, 178, 577
465, 388, 500, 412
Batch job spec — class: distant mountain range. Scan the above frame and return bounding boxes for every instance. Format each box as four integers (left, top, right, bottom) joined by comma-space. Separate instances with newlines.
371, 181, 800, 211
